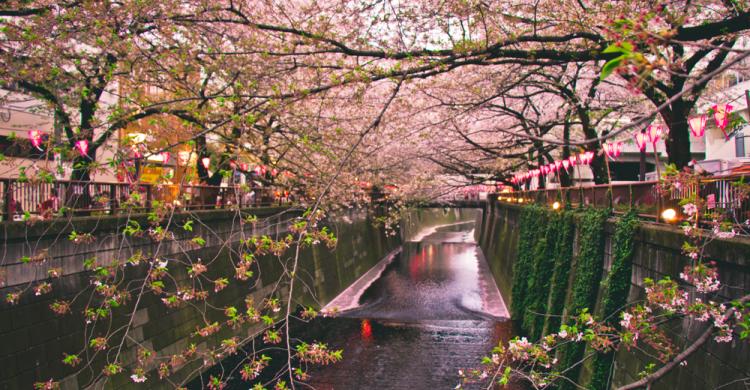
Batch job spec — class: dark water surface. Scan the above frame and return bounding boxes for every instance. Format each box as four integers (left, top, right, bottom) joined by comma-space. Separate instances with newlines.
191, 220, 515, 389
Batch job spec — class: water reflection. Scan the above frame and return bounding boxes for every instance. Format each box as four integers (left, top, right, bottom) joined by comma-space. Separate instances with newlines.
194, 217, 515, 389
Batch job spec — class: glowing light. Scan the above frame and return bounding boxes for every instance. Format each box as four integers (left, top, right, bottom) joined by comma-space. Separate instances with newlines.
661, 208, 677, 222
201, 157, 210, 169
75, 140, 89, 156
688, 115, 707, 138
552, 201, 561, 210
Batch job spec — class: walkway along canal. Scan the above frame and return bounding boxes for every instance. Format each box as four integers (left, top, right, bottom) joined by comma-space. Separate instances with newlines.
190, 208, 516, 389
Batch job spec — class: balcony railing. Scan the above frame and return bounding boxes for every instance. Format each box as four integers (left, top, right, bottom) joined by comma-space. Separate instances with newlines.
499, 175, 750, 224
0, 179, 293, 221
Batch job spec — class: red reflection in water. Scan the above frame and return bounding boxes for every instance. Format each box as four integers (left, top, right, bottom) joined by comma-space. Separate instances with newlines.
361, 319, 373, 341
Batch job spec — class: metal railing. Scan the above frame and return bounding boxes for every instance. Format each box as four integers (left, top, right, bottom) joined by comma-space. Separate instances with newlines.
501, 175, 749, 223
0, 179, 293, 221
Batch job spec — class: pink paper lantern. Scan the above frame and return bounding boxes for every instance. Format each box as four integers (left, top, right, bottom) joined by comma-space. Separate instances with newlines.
580, 151, 594, 165
634, 132, 648, 151
271, 168, 279, 177
646, 124, 663, 144
240, 163, 249, 171
604, 142, 622, 159
201, 157, 210, 169
29, 130, 43, 150
160, 151, 170, 164
712, 104, 733, 133
75, 140, 89, 156
688, 115, 707, 138
614, 142, 623, 157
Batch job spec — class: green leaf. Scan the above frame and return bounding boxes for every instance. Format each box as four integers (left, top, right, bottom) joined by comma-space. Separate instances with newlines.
600, 56, 624, 80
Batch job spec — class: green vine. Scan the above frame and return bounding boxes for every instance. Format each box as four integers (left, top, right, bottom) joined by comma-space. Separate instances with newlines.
559, 208, 609, 390
588, 210, 639, 390
543, 211, 576, 336
511, 205, 547, 323
523, 212, 562, 340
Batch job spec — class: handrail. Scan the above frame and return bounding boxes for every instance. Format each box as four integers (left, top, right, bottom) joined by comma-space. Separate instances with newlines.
0, 178, 294, 221
499, 175, 749, 224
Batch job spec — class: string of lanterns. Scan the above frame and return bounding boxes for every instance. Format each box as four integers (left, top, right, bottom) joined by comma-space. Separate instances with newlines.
509, 102, 734, 186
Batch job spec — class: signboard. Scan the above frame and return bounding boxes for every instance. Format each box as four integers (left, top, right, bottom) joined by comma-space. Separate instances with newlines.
140, 166, 164, 184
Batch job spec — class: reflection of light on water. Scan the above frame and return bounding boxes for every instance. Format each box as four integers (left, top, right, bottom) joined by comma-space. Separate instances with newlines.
361, 319, 373, 341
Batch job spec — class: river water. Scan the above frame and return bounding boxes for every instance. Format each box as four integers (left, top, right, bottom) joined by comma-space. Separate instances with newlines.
190, 217, 514, 389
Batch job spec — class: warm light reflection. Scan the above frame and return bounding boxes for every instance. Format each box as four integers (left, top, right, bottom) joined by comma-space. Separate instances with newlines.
360, 319, 373, 341
552, 201, 561, 210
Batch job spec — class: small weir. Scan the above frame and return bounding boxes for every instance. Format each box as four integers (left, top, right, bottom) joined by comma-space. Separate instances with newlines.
191, 211, 516, 389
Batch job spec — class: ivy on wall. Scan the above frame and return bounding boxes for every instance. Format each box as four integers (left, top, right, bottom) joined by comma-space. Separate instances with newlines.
558, 208, 608, 390
588, 210, 640, 390
544, 211, 575, 336
509, 205, 641, 390
511, 205, 547, 321
523, 213, 562, 340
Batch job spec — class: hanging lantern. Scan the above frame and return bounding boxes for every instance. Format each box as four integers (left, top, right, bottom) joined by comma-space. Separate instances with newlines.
562, 159, 570, 170
201, 157, 210, 169
240, 163, 249, 171
634, 132, 648, 151
604, 142, 622, 159
254, 165, 262, 175
229, 160, 237, 169
688, 115, 707, 138
29, 130, 43, 150
177, 151, 191, 165
75, 140, 89, 156
712, 103, 733, 139
160, 151, 170, 164
646, 124, 663, 144
580, 151, 594, 165
271, 168, 279, 177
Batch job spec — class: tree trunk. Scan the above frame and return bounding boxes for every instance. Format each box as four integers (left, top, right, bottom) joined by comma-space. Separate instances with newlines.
589, 152, 609, 184
662, 108, 693, 169
69, 147, 95, 210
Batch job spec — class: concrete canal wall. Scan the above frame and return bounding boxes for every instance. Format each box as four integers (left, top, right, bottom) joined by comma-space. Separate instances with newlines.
0, 208, 399, 390
478, 196, 750, 390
